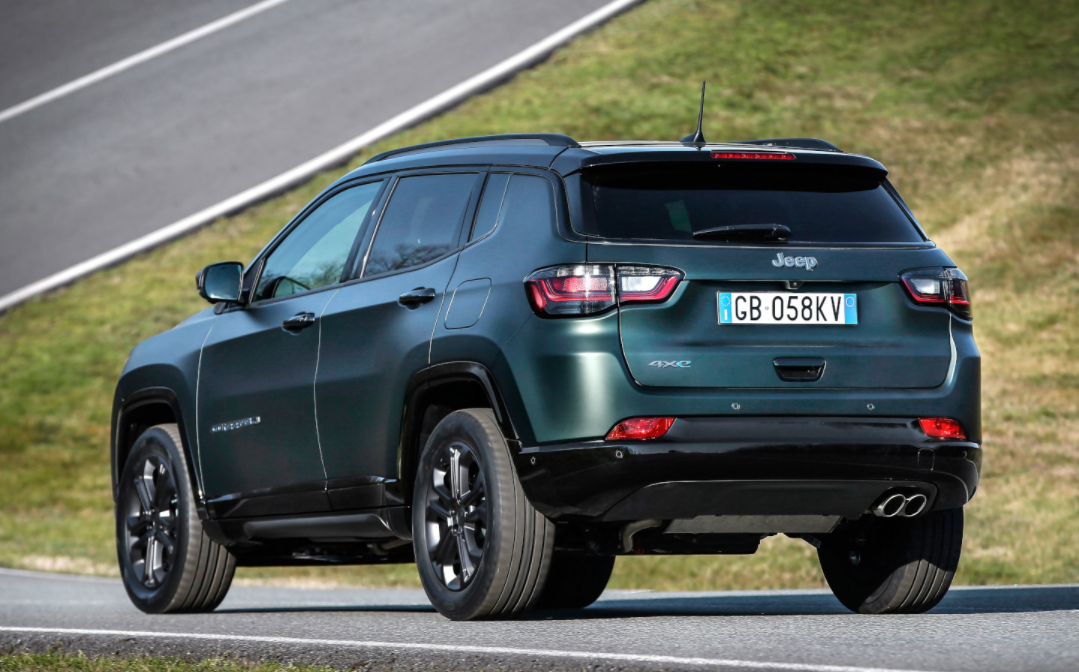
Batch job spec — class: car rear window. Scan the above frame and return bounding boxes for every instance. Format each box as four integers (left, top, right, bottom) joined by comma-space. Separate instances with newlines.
573, 163, 923, 244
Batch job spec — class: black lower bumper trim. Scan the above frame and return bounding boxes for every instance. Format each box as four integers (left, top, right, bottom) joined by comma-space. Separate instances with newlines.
514, 416, 981, 520
599, 479, 935, 521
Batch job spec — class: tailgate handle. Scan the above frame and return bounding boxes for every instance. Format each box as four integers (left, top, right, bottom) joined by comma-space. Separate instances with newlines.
773, 357, 826, 382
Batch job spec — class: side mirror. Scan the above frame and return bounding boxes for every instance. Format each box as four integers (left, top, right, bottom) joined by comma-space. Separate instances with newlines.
196, 261, 243, 304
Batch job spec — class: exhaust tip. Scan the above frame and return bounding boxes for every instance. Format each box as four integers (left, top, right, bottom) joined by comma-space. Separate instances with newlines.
874, 493, 907, 518
901, 493, 928, 518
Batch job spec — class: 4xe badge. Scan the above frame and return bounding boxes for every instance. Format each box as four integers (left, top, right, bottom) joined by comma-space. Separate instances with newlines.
649, 360, 691, 368
772, 252, 818, 271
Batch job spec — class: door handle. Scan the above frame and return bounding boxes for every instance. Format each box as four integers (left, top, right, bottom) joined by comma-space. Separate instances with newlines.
282, 312, 316, 331
773, 357, 826, 382
398, 287, 437, 306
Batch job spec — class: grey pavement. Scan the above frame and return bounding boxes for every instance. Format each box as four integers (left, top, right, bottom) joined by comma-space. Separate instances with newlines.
1, 568, 1077, 671
0, 0, 614, 299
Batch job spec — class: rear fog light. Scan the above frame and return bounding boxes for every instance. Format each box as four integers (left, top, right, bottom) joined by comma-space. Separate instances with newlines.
919, 417, 966, 440
606, 417, 676, 440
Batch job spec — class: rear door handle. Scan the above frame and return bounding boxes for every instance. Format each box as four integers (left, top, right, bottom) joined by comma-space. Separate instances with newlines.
398, 287, 437, 306
773, 357, 826, 382
282, 312, 316, 331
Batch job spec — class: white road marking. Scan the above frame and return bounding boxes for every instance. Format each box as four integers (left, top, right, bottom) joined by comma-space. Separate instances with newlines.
0, 0, 294, 126
0, 626, 939, 672
0, 0, 642, 315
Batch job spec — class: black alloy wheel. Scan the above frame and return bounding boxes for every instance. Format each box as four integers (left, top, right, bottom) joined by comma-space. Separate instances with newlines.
121, 454, 180, 589
423, 441, 489, 590
412, 408, 554, 620
116, 424, 235, 613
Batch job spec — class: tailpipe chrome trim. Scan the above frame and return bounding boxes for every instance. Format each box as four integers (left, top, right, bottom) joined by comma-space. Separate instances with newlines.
901, 493, 928, 518
872, 491, 930, 518
873, 493, 907, 518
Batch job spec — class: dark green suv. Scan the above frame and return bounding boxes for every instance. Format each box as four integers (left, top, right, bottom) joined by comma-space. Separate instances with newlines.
112, 134, 980, 619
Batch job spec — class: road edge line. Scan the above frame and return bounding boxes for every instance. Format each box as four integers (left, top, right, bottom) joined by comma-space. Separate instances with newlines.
0, 626, 940, 672
0, 0, 295, 125
0, 0, 643, 315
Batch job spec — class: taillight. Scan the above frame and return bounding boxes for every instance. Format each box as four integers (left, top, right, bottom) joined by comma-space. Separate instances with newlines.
606, 417, 676, 440
919, 417, 966, 440
900, 267, 972, 321
525, 265, 616, 316
617, 266, 683, 303
525, 265, 682, 317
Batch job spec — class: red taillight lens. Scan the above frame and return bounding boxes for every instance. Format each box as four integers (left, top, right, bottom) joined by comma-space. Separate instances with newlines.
711, 151, 795, 160
900, 267, 972, 321
919, 417, 966, 440
525, 265, 682, 317
618, 266, 683, 303
606, 417, 676, 440
525, 265, 616, 317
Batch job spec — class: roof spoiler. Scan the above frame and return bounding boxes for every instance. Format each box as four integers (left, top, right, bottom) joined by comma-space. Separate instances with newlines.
364, 133, 580, 165
733, 138, 842, 152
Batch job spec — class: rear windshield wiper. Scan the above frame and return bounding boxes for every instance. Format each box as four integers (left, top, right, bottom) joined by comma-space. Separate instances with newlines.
691, 223, 790, 242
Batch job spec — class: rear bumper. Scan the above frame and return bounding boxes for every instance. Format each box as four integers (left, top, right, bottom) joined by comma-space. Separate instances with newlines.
513, 416, 981, 521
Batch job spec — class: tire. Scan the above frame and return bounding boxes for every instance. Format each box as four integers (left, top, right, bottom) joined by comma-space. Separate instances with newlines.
536, 554, 615, 610
116, 424, 235, 613
412, 408, 554, 620
818, 507, 963, 614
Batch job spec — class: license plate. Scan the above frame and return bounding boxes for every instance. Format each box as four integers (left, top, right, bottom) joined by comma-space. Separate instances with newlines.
718, 292, 858, 325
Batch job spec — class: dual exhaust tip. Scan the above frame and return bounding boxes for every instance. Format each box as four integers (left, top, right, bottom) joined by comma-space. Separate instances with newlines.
873, 492, 928, 518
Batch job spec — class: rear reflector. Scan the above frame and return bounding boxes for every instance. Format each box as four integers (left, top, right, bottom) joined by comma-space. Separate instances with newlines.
711, 151, 795, 160
919, 417, 966, 440
606, 417, 676, 440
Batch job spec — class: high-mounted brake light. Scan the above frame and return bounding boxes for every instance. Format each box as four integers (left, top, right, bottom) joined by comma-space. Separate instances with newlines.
606, 417, 676, 440
525, 265, 682, 317
900, 267, 972, 321
919, 417, 966, 440
711, 151, 795, 160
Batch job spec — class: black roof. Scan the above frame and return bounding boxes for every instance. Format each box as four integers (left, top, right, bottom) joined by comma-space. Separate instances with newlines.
340, 134, 884, 184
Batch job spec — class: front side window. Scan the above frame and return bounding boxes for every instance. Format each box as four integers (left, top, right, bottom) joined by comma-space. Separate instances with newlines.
254, 181, 382, 302
363, 173, 477, 277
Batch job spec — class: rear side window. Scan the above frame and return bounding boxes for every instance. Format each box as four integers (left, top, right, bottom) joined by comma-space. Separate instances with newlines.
575, 163, 923, 244
364, 173, 477, 276
469, 173, 555, 242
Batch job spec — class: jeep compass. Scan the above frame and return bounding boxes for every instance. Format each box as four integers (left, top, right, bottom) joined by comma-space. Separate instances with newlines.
112, 133, 980, 619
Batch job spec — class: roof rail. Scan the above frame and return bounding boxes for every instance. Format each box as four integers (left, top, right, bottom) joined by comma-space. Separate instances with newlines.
364, 133, 580, 165
733, 137, 843, 152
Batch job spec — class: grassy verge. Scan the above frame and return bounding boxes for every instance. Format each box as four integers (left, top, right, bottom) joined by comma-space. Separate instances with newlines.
1, 0, 1076, 590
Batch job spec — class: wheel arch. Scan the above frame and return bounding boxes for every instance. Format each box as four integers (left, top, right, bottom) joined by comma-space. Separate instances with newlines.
111, 387, 201, 508
396, 362, 519, 505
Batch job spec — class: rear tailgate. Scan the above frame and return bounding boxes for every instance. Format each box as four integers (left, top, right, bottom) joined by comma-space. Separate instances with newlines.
572, 154, 954, 390
599, 245, 954, 389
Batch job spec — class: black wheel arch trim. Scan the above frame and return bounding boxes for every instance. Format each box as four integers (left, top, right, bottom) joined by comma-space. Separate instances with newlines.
394, 361, 523, 504
111, 387, 204, 514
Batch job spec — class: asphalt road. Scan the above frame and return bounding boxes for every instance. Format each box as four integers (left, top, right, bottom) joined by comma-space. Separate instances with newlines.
1, 569, 1077, 672
0, 0, 615, 301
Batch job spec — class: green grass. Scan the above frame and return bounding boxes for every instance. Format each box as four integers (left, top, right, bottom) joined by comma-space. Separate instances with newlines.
1, 0, 1077, 590
0, 652, 334, 672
